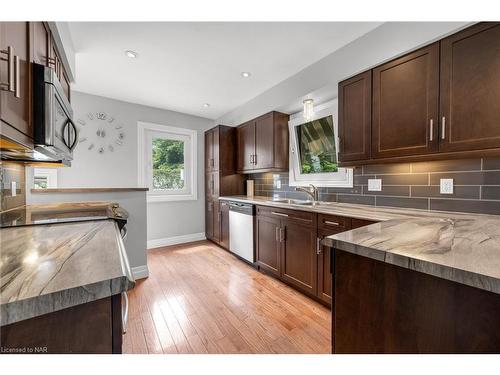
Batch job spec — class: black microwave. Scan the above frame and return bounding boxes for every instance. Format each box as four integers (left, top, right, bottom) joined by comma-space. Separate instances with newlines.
32, 63, 77, 164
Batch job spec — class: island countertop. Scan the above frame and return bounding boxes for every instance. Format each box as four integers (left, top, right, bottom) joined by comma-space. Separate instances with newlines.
219, 195, 500, 295
0, 219, 135, 326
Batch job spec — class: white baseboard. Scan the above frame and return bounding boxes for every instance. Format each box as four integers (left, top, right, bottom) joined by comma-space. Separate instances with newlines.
131, 265, 149, 280
147, 232, 206, 250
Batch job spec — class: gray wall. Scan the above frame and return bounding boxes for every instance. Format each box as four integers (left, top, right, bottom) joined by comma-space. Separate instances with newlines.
27, 190, 147, 273
45, 91, 214, 244
216, 22, 471, 126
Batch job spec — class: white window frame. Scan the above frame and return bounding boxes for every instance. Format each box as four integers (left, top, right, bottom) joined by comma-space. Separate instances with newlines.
288, 99, 353, 188
33, 168, 58, 189
137, 121, 197, 203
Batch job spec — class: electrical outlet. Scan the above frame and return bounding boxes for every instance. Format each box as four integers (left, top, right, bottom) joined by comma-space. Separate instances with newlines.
440, 178, 454, 194
368, 178, 382, 192
11, 181, 16, 197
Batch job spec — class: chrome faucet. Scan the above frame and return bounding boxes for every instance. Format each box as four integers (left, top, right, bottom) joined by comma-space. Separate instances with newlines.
295, 184, 319, 202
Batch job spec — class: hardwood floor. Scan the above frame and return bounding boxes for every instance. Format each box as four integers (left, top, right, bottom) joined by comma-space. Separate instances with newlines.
123, 240, 331, 354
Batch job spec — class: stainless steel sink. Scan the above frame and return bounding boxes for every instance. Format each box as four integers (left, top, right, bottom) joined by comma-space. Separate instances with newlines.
268, 199, 333, 207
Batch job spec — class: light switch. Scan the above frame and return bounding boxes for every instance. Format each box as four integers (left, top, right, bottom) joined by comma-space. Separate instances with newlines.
440, 178, 454, 194
368, 178, 382, 192
11, 181, 17, 197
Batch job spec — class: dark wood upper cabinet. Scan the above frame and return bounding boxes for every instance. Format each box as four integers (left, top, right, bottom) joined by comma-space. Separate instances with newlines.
439, 22, 500, 152
237, 120, 255, 172
0, 22, 32, 139
1, 21, 72, 148
32, 22, 50, 67
254, 112, 274, 169
372, 43, 439, 158
236, 111, 289, 173
339, 22, 500, 166
338, 71, 372, 162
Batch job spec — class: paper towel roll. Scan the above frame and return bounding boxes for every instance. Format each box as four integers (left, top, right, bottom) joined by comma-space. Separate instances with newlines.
247, 180, 254, 197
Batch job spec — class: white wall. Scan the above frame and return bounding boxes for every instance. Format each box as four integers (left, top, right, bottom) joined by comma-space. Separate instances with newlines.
216, 22, 472, 125
51, 91, 214, 244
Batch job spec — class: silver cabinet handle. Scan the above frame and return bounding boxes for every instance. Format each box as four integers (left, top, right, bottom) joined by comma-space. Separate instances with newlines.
279, 227, 286, 242
14, 55, 20, 98
122, 292, 129, 334
275, 226, 279, 242
441, 116, 446, 140
0, 46, 15, 93
429, 119, 434, 141
254, 154, 257, 165
316, 237, 322, 254
324, 220, 340, 226
271, 211, 289, 217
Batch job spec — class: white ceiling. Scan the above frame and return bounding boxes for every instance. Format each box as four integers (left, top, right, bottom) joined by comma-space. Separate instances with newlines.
68, 22, 382, 119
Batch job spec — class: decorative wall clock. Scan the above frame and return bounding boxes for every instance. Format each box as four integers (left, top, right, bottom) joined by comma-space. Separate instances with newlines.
76, 112, 126, 154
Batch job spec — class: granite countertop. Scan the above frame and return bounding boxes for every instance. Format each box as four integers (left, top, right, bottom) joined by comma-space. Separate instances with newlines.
0, 201, 128, 228
0, 219, 135, 326
220, 195, 500, 295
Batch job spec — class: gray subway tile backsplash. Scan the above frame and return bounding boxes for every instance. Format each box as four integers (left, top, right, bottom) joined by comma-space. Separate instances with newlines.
249, 157, 500, 215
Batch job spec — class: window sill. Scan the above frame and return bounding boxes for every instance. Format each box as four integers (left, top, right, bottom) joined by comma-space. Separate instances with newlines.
147, 193, 197, 203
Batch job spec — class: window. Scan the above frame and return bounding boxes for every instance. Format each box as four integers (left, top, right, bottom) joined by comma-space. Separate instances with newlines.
33, 168, 58, 189
289, 100, 353, 187
138, 122, 197, 202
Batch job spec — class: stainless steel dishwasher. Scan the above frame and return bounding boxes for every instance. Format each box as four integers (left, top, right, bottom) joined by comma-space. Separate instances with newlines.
228, 201, 255, 264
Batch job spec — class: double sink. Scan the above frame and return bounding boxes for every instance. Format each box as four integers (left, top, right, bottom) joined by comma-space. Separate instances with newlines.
267, 198, 333, 207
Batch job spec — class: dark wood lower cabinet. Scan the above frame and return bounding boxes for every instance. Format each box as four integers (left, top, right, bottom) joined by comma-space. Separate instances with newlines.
219, 201, 230, 249
255, 207, 378, 306
205, 200, 214, 241
0, 294, 123, 354
255, 214, 281, 277
281, 220, 317, 297
333, 250, 500, 353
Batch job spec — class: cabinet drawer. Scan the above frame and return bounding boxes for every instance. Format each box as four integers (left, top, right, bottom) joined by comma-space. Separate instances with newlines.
256, 205, 315, 226
318, 214, 351, 231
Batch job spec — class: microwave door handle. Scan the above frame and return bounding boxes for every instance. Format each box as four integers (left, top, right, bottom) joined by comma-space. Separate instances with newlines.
63, 119, 78, 150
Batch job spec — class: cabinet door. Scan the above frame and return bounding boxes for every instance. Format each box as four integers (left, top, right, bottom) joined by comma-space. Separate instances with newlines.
338, 71, 372, 162
372, 43, 439, 158
0, 22, 31, 138
281, 221, 317, 296
205, 171, 219, 199
205, 199, 214, 240
212, 200, 221, 244
32, 22, 50, 66
205, 129, 214, 172
439, 22, 500, 152
317, 230, 333, 305
254, 112, 274, 170
256, 215, 281, 276
237, 121, 255, 172
219, 201, 230, 249
212, 126, 219, 171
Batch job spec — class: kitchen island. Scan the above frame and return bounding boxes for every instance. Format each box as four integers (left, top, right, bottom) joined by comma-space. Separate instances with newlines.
323, 212, 500, 353
0, 219, 135, 353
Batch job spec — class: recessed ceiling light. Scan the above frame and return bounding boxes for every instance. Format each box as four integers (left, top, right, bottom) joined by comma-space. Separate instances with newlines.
203, 103, 210, 108
241, 71, 251, 78
125, 50, 138, 58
